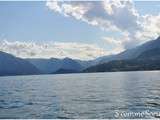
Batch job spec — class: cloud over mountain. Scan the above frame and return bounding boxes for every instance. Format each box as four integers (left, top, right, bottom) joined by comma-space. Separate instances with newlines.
0, 40, 108, 60
46, 0, 160, 50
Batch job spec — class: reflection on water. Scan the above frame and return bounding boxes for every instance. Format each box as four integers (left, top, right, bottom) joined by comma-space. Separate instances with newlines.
0, 71, 160, 118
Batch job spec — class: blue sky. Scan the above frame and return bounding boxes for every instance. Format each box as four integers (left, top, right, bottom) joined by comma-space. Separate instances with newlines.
0, 1, 160, 60
0, 1, 108, 43
0, 1, 159, 42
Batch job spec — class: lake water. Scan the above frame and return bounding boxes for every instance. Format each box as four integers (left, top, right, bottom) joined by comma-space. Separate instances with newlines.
0, 71, 160, 119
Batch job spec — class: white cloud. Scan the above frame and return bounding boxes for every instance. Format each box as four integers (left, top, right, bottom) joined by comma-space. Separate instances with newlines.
46, 0, 160, 50
46, 1, 140, 32
137, 14, 160, 41
102, 37, 122, 46
0, 40, 109, 60
102, 36, 124, 54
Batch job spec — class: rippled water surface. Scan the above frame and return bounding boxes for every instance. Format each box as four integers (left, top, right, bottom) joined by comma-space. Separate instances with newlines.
0, 71, 160, 119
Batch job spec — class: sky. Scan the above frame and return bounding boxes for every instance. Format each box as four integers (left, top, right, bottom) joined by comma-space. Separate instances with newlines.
0, 1, 160, 60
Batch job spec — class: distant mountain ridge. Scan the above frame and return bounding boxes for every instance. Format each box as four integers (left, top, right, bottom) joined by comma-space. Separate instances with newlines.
138, 48, 160, 60
83, 47, 160, 72
96, 36, 160, 64
0, 51, 40, 76
0, 36, 160, 76
27, 57, 83, 74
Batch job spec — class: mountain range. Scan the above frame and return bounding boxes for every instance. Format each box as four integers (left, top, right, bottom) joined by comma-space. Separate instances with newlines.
95, 36, 160, 63
0, 36, 160, 76
84, 48, 160, 72
0, 51, 40, 76
27, 57, 83, 74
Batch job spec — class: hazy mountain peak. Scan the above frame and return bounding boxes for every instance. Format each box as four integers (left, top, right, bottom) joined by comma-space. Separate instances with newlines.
63, 57, 73, 60
95, 36, 160, 64
0, 51, 40, 76
157, 36, 160, 40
